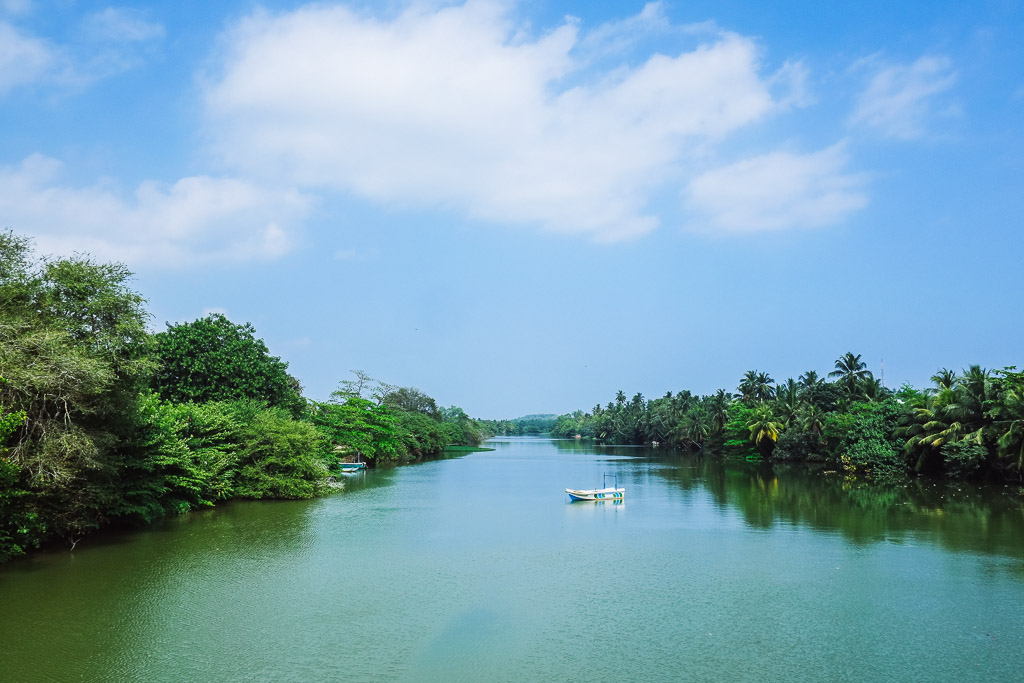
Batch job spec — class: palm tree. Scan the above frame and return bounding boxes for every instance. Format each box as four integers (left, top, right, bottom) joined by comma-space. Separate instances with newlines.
798, 370, 823, 391
931, 368, 957, 391
708, 389, 733, 434
898, 389, 962, 472
861, 376, 887, 402
799, 404, 826, 443
747, 403, 783, 459
829, 352, 873, 398
738, 370, 775, 404
677, 408, 712, 450
994, 378, 1024, 472
953, 365, 991, 428
918, 365, 993, 453
775, 378, 802, 427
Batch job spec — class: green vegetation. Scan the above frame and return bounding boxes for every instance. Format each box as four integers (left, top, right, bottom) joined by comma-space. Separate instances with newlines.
0, 231, 488, 561
551, 353, 1024, 483
152, 313, 305, 415
481, 413, 557, 436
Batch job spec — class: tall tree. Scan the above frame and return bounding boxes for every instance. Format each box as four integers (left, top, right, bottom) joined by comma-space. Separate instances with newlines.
798, 370, 823, 391
152, 314, 303, 414
709, 390, 734, 434
382, 386, 440, 419
747, 404, 783, 459
775, 378, 802, 427
0, 232, 155, 545
993, 368, 1024, 472
738, 370, 774, 404
829, 352, 873, 398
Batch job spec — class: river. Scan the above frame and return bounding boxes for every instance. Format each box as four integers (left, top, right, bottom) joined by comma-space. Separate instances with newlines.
2, 437, 1024, 682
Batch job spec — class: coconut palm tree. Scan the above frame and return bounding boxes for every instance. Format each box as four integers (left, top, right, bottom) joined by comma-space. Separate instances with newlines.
709, 389, 733, 435
952, 365, 992, 434
738, 370, 775, 404
677, 408, 712, 450
829, 352, 873, 398
799, 403, 826, 443
898, 388, 964, 472
747, 403, 783, 459
798, 370, 823, 391
775, 378, 802, 427
861, 376, 887, 402
931, 368, 957, 392
994, 375, 1024, 472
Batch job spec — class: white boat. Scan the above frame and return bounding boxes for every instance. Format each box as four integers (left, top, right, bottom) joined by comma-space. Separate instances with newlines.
566, 474, 624, 501
339, 461, 367, 473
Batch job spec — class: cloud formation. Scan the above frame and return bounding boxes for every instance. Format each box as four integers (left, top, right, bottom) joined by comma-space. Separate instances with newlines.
204, 1, 806, 241
685, 144, 868, 232
0, 21, 53, 94
0, 155, 310, 266
81, 7, 164, 44
0, 7, 163, 95
850, 55, 958, 139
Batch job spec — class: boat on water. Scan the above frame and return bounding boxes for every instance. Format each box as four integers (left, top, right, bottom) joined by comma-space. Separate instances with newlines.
339, 462, 367, 473
565, 474, 624, 501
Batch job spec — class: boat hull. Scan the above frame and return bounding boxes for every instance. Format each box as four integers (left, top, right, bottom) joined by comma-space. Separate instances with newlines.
565, 487, 625, 501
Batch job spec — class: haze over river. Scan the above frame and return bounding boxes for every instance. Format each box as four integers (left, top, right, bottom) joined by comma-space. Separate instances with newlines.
3, 437, 1024, 681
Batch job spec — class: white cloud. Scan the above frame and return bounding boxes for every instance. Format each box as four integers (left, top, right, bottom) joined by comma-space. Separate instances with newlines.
0, 21, 54, 94
0, 8, 163, 95
204, 1, 797, 241
685, 143, 868, 232
850, 55, 958, 139
574, 1, 671, 58
770, 59, 814, 109
82, 7, 164, 43
0, 154, 311, 267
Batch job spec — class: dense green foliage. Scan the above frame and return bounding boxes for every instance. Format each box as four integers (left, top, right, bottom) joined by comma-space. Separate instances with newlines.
0, 231, 485, 562
481, 413, 557, 436
152, 313, 304, 415
1, 231, 156, 555
551, 354, 1024, 482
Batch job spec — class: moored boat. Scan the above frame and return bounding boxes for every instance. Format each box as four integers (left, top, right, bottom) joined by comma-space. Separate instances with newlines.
565, 474, 624, 501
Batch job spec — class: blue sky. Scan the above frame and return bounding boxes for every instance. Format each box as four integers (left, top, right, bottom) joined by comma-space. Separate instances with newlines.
2, 0, 1022, 418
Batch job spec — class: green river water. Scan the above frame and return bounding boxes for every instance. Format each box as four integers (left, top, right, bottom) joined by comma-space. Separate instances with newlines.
2, 437, 1024, 682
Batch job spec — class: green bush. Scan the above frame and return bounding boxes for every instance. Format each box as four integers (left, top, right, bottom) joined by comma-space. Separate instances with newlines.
940, 440, 988, 479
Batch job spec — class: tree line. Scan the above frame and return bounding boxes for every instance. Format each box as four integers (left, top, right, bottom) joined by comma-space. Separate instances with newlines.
479, 414, 558, 436
0, 231, 487, 561
550, 352, 1024, 481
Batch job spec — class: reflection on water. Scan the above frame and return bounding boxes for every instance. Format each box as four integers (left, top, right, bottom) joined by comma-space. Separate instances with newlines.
547, 436, 1024, 560
653, 451, 1024, 560
2, 436, 1023, 682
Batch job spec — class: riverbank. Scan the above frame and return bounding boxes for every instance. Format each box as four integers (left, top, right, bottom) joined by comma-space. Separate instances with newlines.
549, 361, 1024, 484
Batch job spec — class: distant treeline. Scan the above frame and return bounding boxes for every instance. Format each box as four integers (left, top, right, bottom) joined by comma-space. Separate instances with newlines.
549, 353, 1024, 483
0, 231, 489, 562
480, 414, 558, 436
